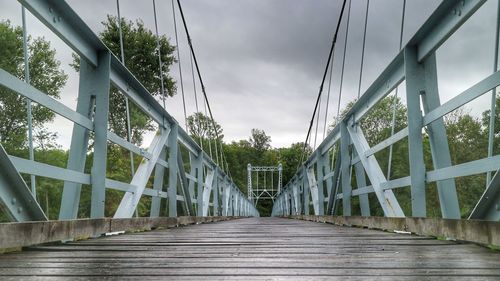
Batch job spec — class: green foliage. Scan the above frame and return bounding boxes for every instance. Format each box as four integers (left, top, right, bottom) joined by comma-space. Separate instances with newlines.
481, 94, 500, 155
186, 112, 224, 142
249, 128, 271, 152
223, 126, 312, 216
0, 20, 67, 221
444, 109, 489, 217
278, 142, 313, 182
0, 20, 67, 152
101, 15, 176, 145
71, 16, 177, 145
99, 15, 176, 144
328, 94, 500, 218
101, 16, 176, 97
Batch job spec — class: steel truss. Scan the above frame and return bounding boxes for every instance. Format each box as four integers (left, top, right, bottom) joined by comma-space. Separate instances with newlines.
273, 0, 500, 221
0, 0, 258, 221
247, 164, 282, 205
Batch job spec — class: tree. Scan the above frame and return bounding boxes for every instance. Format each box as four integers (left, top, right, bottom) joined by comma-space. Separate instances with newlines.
71, 16, 176, 145
249, 128, 271, 152
102, 16, 176, 145
332, 96, 407, 146
278, 142, 312, 184
34, 127, 60, 151
186, 112, 223, 141
481, 94, 500, 155
0, 20, 67, 152
444, 108, 488, 217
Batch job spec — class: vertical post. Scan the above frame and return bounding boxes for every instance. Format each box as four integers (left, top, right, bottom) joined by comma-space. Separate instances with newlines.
316, 153, 325, 215
167, 123, 179, 217
354, 158, 370, 216
420, 53, 460, 219
324, 153, 333, 199
150, 148, 166, 217
59, 57, 98, 220
188, 153, 196, 204
223, 180, 231, 216
196, 152, 203, 216
90, 51, 111, 219
326, 149, 341, 215
340, 122, 352, 216
278, 163, 283, 194
487, 0, 500, 185
247, 163, 252, 201
302, 168, 310, 215
21, 7, 36, 200
404, 46, 427, 217
287, 191, 290, 215
235, 190, 240, 216
213, 168, 219, 216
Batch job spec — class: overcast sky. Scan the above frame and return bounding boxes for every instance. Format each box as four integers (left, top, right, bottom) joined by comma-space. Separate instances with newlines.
1, 0, 498, 149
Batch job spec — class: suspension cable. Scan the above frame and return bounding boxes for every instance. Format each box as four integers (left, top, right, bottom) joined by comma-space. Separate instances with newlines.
357, 0, 370, 99
22, 6, 36, 200
175, 0, 225, 170
116, 0, 136, 180
297, 0, 348, 169
386, 0, 406, 180
171, 0, 188, 132
336, 0, 352, 121
313, 92, 322, 149
188, 51, 205, 152
487, 0, 500, 185
322, 48, 335, 140
202, 93, 214, 159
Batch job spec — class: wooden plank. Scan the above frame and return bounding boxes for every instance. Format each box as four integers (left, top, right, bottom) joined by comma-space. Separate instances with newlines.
0, 217, 498, 279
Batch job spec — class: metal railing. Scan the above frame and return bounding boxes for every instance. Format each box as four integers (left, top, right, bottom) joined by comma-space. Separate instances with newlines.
272, 0, 499, 221
0, 0, 258, 222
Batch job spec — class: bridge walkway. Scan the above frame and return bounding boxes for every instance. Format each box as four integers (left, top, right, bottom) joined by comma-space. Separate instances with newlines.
0, 217, 499, 280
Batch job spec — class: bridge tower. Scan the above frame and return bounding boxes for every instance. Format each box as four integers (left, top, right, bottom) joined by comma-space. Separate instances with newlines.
247, 163, 282, 206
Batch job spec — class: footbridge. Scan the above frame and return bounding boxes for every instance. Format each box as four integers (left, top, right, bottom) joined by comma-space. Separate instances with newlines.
0, 0, 499, 280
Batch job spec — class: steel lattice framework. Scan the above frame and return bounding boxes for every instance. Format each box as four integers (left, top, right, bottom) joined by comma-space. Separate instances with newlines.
0, 0, 259, 222
247, 164, 282, 205
272, 0, 500, 221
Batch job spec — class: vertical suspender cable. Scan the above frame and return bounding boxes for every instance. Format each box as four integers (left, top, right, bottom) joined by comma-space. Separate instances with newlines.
487, 0, 500, 185
357, 0, 370, 99
331, 0, 351, 171
176, 0, 227, 172
190, 53, 200, 112
116, 0, 136, 179
171, 0, 188, 132
22, 6, 36, 200
313, 95, 322, 149
189, 52, 205, 152
203, 93, 213, 159
386, 0, 406, 180
297, 0, 348, 170
152, 0, 167, 111
336, 0, 351, 121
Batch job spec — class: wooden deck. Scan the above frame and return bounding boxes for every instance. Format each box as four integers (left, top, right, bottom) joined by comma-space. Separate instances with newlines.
0, 217, 499, 280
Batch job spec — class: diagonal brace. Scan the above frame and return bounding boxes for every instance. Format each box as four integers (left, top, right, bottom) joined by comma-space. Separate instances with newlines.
114, 128, 170, 218
346, 122, 404, 217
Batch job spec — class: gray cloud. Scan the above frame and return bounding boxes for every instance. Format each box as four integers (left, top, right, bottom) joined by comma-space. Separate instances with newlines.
0, 0, 496, 149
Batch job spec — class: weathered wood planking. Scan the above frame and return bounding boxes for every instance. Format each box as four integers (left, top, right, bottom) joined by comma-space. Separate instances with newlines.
0, 217, 499, 280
